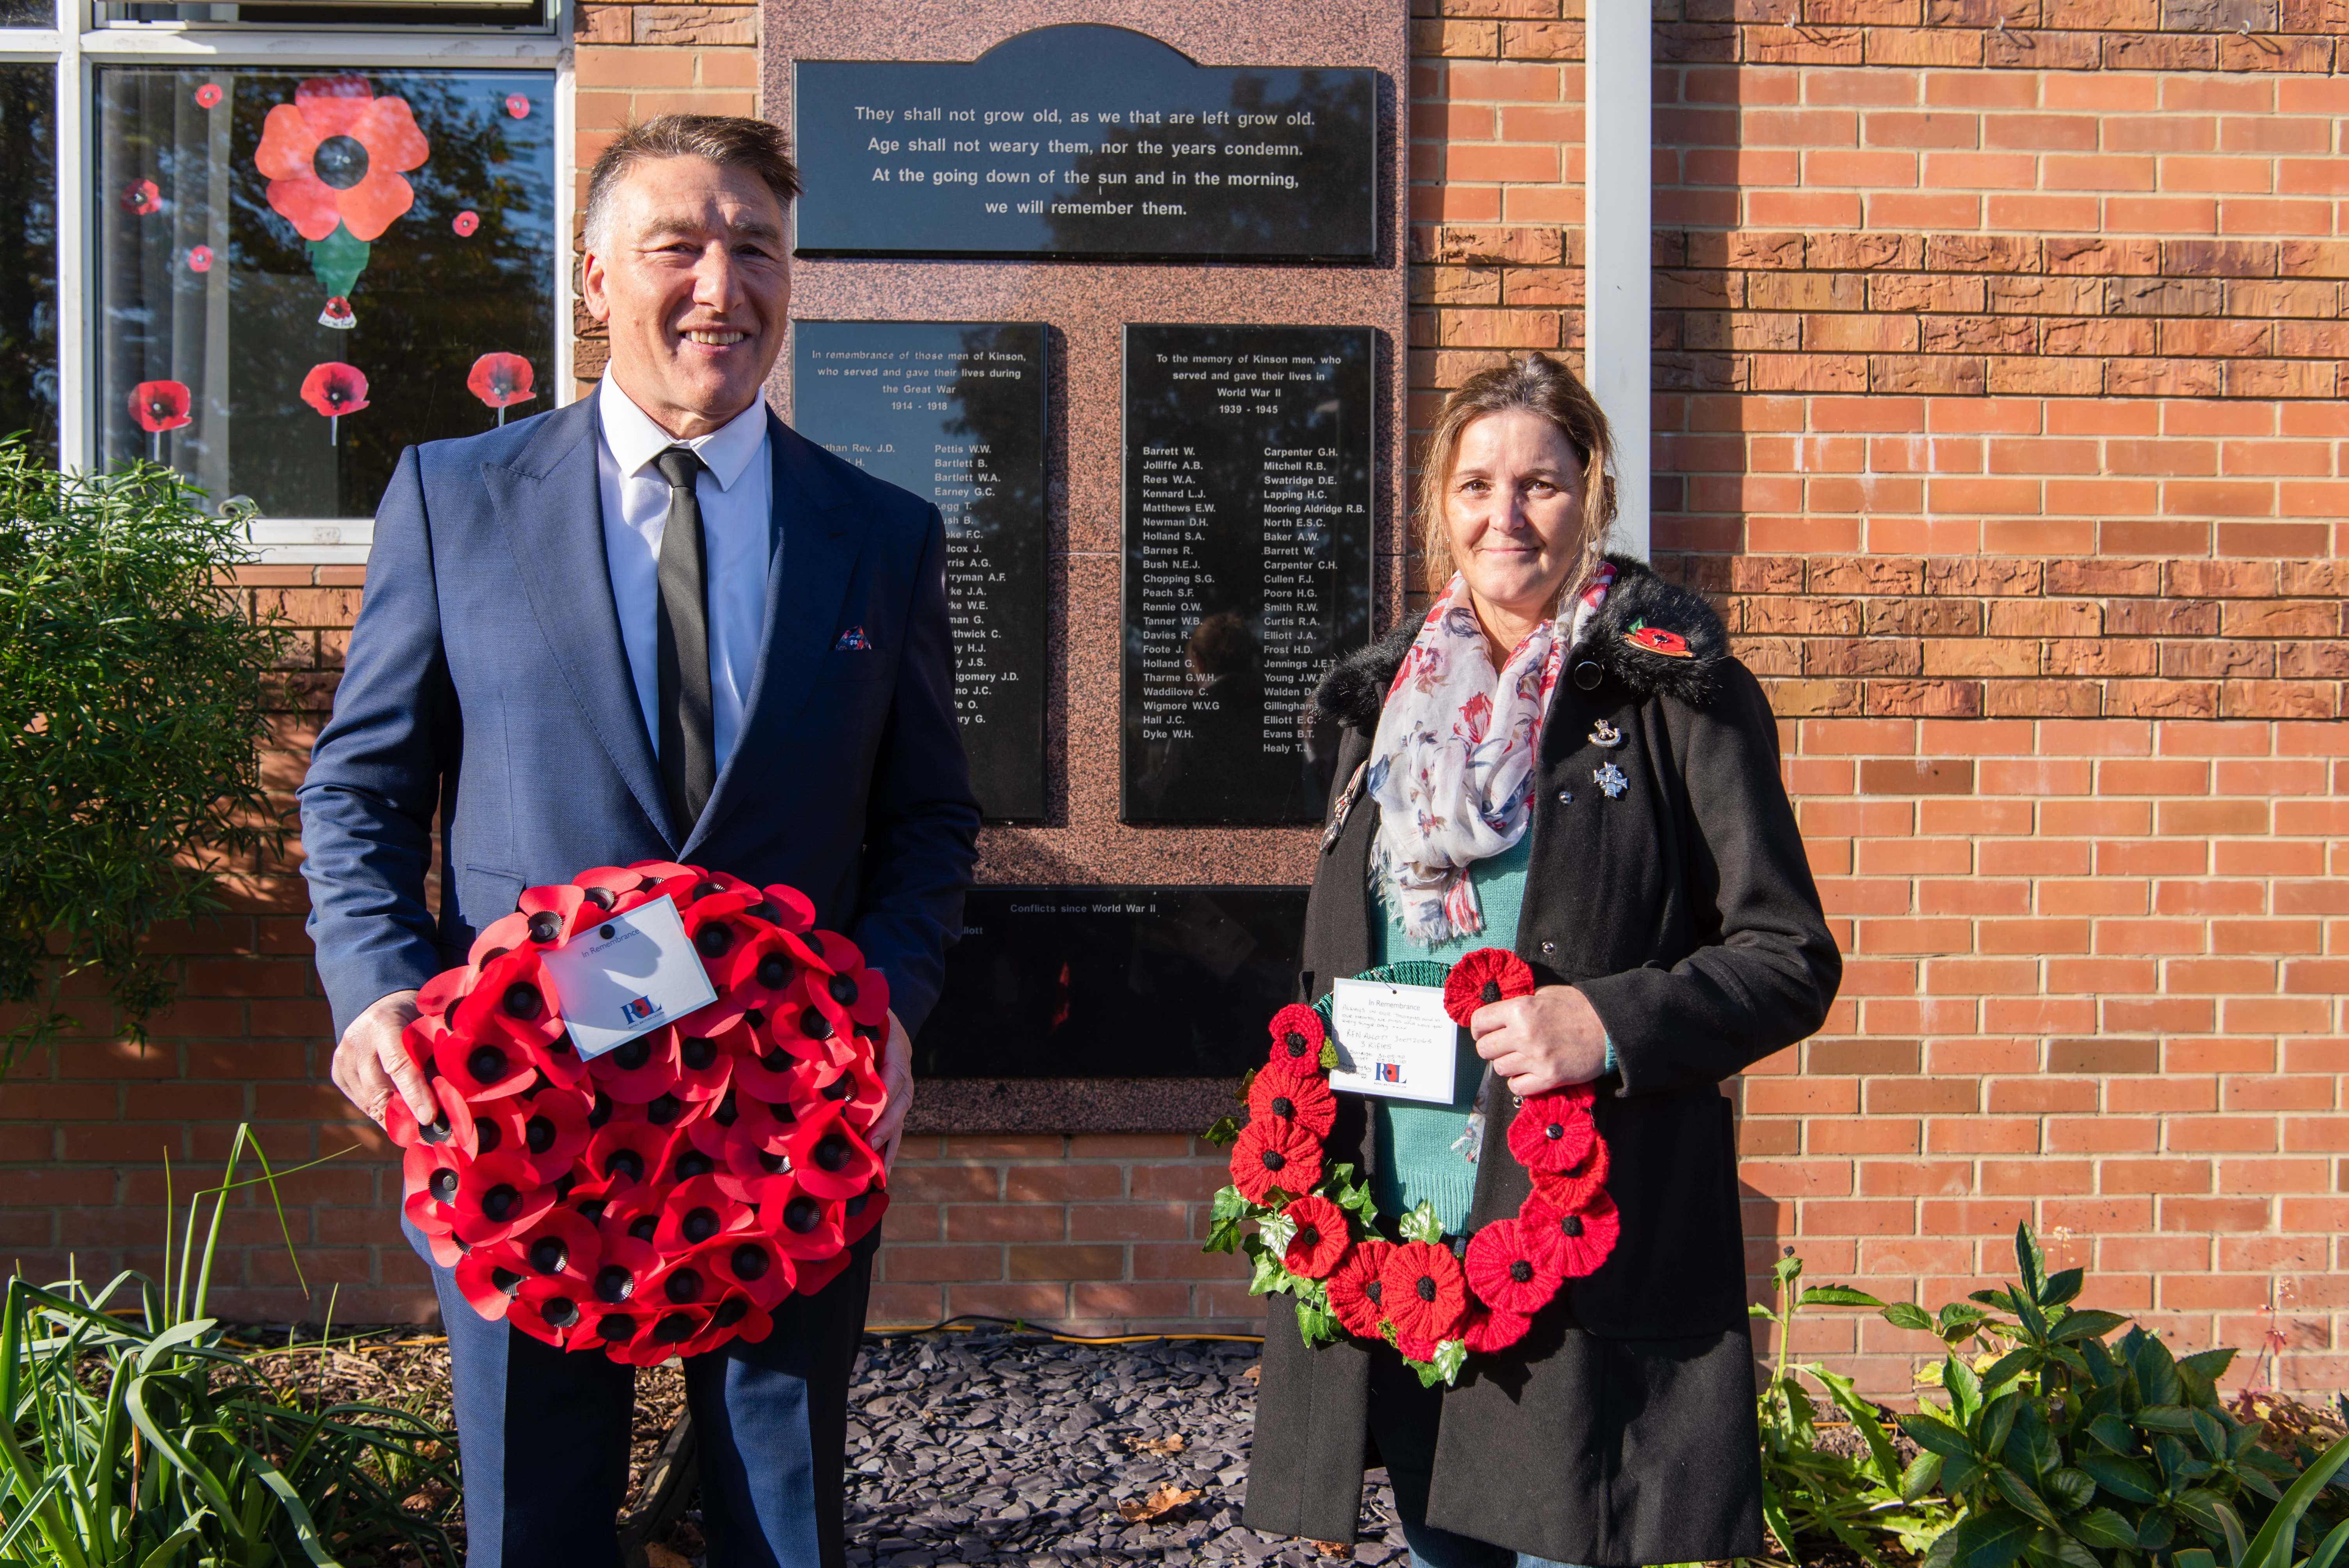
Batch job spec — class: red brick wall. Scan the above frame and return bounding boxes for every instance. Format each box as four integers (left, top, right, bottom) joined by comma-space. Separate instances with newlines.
7, 1, 2348, 1401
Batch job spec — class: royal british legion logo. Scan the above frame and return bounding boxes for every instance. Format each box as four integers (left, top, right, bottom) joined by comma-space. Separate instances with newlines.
1375, 1061, 1402, 1084
620, 996, 660, 1025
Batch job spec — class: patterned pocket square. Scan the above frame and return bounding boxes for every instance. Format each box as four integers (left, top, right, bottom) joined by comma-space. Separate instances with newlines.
834, 625, 873, 651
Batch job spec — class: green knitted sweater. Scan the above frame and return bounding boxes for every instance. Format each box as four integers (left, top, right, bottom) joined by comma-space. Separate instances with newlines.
1367, 836, 1532, 1236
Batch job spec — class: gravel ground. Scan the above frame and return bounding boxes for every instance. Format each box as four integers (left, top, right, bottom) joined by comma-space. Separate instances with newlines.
830, 1333, 1407, 1567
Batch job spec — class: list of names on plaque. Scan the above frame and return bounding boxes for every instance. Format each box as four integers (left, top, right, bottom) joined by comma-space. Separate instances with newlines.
791, 319, 1049, 820
1121, 323, 1373, 825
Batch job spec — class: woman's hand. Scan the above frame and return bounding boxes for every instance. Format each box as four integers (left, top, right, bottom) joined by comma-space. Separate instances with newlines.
1469, 983, 1609, 1098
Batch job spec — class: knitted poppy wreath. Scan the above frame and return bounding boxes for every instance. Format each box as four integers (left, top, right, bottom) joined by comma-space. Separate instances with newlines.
392, 860, 891, 1364
1203, 949, 1617, 1386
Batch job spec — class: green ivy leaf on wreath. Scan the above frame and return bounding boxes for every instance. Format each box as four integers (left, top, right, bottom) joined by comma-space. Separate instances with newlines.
1397, 1200, 1444, 1245
1203, 1114, 1242, 1148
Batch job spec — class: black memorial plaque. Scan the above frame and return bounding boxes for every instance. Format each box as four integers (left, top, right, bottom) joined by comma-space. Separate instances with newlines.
1121, 324, 1373, 825
792, 320, 1048, 820
917, 886, 1310, 1078
793, 25, 1376, 262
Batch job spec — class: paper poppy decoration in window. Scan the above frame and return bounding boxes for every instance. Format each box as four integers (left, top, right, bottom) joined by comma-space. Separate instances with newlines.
389, 859, 892, 1362
187, 246, 213, 274
128, 380, 191, 461
255, 74, 431, 328
467, 352, 537, 426
299, 361, 369, 445
195, 83, 223, 109
121, 180, 162, 217
1202, 951, 1616, 1386
453, 210, 480, 237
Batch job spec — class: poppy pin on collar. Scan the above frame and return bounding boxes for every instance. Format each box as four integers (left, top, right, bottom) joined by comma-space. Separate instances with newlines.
1593, 762, 1628, 800
1588, 719, 1622, 748
1623, 624, 1692, 659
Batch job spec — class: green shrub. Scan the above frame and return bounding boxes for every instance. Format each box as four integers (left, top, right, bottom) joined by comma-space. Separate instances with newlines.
0, 1128, 459, 1566
1754, 1225, 2349, 1568
0, 438, 287, 1076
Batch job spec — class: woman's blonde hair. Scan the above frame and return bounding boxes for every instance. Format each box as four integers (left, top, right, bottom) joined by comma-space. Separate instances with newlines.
1414, 353, 1618, 599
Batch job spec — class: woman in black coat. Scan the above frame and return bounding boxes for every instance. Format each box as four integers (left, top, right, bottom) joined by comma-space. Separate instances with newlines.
1241, 354, 1840, 1567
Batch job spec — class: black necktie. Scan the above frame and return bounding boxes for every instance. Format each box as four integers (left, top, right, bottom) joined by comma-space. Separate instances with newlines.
652, 446, 715, 832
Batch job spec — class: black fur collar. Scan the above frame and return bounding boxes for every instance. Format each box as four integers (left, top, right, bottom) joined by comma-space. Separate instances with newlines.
1313, 554, 1727, 730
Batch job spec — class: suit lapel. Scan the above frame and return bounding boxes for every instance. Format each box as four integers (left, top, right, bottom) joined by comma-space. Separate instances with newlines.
685, 414, 869, 857
479, 398, 681, 847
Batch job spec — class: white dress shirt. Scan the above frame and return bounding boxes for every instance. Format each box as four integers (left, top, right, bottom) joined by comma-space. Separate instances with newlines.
595, 376, 773, 775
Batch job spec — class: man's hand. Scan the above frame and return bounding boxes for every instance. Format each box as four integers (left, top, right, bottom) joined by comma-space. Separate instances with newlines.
870, 1009, 916, 1173
1469, 983, 1608, 1099
331, 989, 435, 1129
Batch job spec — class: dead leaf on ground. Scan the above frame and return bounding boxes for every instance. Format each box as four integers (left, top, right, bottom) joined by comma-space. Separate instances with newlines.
1310, 1539, 1352, 1557
1241, 1363, 1261, 1383
645, 1546, 692, 1568
1128, 1433, 1187, 1456
1116, 1484, 1202, 1523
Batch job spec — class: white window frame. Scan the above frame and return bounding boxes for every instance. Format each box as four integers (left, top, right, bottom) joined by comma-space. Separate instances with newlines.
1584, 3, 1650, 563
2, 0, 574, 559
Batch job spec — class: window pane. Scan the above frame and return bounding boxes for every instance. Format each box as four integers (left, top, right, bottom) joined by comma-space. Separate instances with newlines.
97, 68, 556, 518
0, 0, 54, 26
0, 65, 57, 464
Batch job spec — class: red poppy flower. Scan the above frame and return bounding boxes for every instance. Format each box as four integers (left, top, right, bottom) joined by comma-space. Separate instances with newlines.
816, 1052, 888, 1134
805, 930, 889, 1026
187, 246, 213, 273
299, 362, 369, 443
1463, 1217, 1565, 1317
432, 1025, 535, 1104
693, 1288, 774, 1351
451, 1248, 525, 1320
1323, 1239, 1391, 1339
1461, 1303, 1532, 1355
1527, 1130, 1610, 1212
1443, 948, 1536, 1028
759, 1178, 846, 1261
121, 179, 161, 216
1506, 1089, 1597, 1174
665, 1027, 734, 1104
195, 83, 222, 109
652, 1174, 747, 1254
732, 1031, 825, 1106
129, 380, 191, 434
584, 1116, 672, 1190
508, 1276, 592, 1346
754, 883, 819, 934
451, 1151, 553, 1247
840, 1183, 889, 1246
467, 911, 533, 968
571, 864, 651, 915
1624, 625, 1691, 658
701, 927, 818, 1036
638, 1304, 712, 1360
782, 1099, 882, 1202
416, 965, 473, 1028
453, 209, 479, 237
1524, 1188, 1620, 1279
385, 1074, 475, 1154
510, 1206, 599, 1292
709, 1231, 795, 1310
508, 1087, 592, 1181
255, 75, 430, 242
1378, 1240, 1469, 1346
424, 1226, 465, 1269
519, 883, 592, 946
401, 1142, 462, 1235
1279, 1194, 1350, 1279
1228, 1117, 1322, 1205
573, 1305, 649, 1352
467, 352, 536, 422
585, 1232, 660, 1313
455, 943, 566, 1057
588, 1025, 681, 1104
1247, 1066, 1336, 1140
1266, 1004, 1325, 1069
505, 92, 531, 118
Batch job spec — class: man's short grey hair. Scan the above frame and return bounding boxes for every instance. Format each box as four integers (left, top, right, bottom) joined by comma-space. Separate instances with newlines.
582, 114, 802, 257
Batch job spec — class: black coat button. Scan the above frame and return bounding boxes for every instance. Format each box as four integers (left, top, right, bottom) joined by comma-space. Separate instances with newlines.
1572, 660, 1602, 691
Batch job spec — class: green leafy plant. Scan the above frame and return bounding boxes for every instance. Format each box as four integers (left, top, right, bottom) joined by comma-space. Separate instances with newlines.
0, 438, 287, 1077
1749, 1249, 1957, 1567
1776, 1226, 2346, 1568
0, 1126, 459, 1566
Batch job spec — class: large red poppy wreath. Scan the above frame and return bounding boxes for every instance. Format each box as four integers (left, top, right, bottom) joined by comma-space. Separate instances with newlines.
1205, 950, 1616, 1385
394, 860, 891, 1362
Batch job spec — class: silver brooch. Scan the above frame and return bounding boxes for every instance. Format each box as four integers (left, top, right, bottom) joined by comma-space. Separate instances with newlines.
1593, 762, 1628, 799
1588, 719, 1622, 748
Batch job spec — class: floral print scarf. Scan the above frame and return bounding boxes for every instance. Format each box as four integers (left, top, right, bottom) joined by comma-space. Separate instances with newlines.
1366, 563, 1615, 944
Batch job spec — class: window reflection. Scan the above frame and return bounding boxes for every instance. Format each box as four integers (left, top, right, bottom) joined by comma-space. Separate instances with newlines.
97, 67, 555, 517
0, 65, 57, 464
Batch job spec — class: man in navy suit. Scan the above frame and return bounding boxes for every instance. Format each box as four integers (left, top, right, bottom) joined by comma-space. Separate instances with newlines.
299, 115, 980, 1567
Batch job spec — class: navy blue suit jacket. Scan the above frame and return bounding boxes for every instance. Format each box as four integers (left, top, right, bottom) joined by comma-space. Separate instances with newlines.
298, 395, 981, 1042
